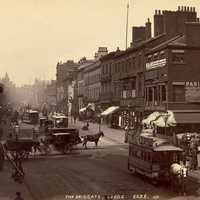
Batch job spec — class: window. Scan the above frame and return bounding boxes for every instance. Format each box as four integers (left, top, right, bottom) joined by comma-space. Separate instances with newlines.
154, 86, 157, 104
147, 55, 152, 63
172, 51, 184, 64
153, 53, 158, 60
148, 87, 153, 102
157, 86, 160, 103
131, 79, 136, 90
132, 57, 135, 69
161, 85, 166, 101
160, 51, 165, 59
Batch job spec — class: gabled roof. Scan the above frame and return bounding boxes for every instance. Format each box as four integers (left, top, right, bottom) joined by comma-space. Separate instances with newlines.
146, 34, 186, 54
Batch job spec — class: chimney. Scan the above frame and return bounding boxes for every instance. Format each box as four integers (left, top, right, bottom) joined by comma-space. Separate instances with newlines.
132, 26, 146, 44
145, 18, 152, 39
181, 6, 184, 11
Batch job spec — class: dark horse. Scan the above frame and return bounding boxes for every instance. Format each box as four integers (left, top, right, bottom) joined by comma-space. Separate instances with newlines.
82, 131, 104, 149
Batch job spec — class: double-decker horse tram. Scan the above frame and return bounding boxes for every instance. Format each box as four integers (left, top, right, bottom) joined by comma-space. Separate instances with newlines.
128, 128, 184, 186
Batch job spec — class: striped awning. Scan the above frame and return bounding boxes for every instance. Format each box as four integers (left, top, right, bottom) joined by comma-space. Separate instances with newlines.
101, 106, 119, 116
79, 107, 87, 113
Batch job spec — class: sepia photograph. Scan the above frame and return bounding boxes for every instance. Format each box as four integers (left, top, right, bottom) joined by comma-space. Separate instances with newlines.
0, 0, 200, 199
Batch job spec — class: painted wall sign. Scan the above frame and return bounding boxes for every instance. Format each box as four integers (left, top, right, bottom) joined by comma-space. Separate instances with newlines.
185, 81, 200, 102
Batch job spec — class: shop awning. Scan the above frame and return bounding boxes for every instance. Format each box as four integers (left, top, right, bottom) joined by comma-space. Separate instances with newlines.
154, 145, 183, 152
101, 106, 119, 116
142, 112, 161, 125
142, 110, 176, 127
79, 107, 87, 113
173, 112, 200, 124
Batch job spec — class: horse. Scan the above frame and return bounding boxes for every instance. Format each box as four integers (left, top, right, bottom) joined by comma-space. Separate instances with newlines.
82, 131, 104, 149
170, 163, 188, 196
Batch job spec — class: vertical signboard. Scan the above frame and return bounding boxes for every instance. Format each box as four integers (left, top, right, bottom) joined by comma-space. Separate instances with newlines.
185, 81, 200, 102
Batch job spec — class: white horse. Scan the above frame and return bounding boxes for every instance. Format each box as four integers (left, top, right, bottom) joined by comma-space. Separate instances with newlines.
170, 163, 187, 195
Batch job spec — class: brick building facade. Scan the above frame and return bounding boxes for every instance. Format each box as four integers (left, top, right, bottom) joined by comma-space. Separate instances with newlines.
56, 60, 79, 114
99, 6, 200, 129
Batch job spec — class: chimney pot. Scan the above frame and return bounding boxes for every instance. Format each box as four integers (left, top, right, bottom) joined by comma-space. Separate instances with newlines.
155, 10, 157, 15
178, 6, 180, 11
158, 10, 161, 15
193, 7, 195, 12
184, 6, 186, 11
181, 6, 184, 11
187, 7, 189, 11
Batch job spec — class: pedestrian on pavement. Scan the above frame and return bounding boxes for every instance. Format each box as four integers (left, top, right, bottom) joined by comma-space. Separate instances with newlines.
124, 126, 129, 143
14, 192, 24, 200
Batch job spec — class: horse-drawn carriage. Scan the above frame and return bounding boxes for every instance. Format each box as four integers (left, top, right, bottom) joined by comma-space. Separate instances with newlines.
44, 127, 82, 154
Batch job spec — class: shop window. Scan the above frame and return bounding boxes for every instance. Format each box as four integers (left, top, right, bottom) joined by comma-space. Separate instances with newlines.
173, 85, 185, 102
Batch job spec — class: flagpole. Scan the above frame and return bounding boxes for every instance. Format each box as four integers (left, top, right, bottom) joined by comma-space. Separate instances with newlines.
125, 1, 129, 50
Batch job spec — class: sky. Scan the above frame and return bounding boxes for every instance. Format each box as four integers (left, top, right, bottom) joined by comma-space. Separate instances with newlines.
0, 0, 199, 86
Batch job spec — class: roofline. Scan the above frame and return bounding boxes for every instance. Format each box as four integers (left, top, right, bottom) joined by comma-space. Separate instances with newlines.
114, 34, 166, 59
145, 34, 184, 55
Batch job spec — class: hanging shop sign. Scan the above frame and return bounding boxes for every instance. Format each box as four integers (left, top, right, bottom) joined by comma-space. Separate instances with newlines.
146, 58, 167, 70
